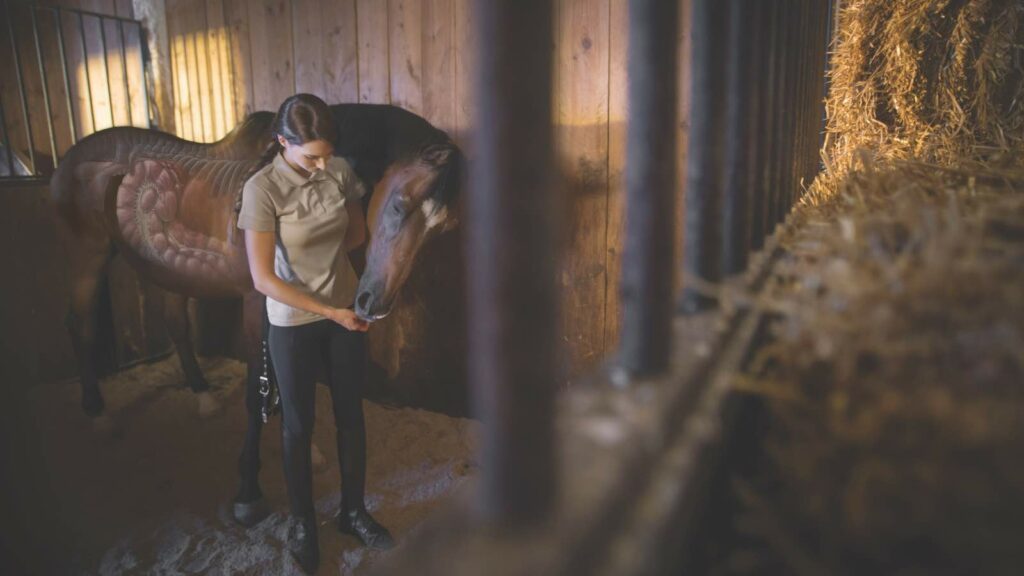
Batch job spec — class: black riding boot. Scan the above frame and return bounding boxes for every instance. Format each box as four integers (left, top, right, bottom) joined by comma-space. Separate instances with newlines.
287, 515, 320, 574
335, 425, 394, 550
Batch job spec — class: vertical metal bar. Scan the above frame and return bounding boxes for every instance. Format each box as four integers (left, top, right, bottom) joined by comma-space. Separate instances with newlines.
138, 24, 154, 128
788, 0, 810, 210
721, 0, 757, 276
766, 0, 786, 231
55, 8, 78, 144
98, 16, 115, 127
78, 11, 98, 134
7, 0, 38, 173
117, 19, 133, 126
0, 98, 14, 175
30, 6, 59, 169
470, 0, 557, 526
771, 0, 794, 225
797, 0, 815, 204
680, 0, 730, 314
618, 0, 679, 377
750, 0, 777, 250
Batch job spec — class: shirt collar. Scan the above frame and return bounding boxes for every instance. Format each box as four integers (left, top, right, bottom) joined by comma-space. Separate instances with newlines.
273, 152, 326, 187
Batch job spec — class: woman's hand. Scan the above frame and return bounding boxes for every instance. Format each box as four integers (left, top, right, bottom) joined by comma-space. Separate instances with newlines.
327, 307, 370, 332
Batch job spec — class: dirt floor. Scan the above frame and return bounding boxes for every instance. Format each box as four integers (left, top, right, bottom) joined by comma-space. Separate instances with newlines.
0, 355, 478, 575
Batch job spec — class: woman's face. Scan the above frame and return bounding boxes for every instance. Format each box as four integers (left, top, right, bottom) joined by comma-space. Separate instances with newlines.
279, 136, 334, 177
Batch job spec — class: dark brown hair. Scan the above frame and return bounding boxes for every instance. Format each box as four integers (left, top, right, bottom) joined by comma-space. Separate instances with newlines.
245, 94, 337, 184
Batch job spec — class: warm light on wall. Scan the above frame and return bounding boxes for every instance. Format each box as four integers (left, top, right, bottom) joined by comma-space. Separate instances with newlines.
170, 26, 236, 143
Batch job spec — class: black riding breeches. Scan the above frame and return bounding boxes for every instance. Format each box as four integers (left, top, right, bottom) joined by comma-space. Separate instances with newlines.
268, 319, 368, 521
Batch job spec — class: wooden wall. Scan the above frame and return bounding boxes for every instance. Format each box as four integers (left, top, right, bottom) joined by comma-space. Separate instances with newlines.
163, 0, 693, 396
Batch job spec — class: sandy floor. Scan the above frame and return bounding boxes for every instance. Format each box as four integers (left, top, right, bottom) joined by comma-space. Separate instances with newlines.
0, 355, 478, 575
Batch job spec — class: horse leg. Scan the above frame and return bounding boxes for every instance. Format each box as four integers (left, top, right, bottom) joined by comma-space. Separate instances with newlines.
62, 231, 112, 417
160, 290, 219, 417
233, 289, 270, 526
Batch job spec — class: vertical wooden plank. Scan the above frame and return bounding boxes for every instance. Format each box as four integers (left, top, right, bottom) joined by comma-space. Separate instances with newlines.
356, 0, 390, 104
676, 0, 692, 293
168, 2, 194, 139
206, 0, 229, 137
6, 2, 52, 172
322, 0, 359, 104
605, 0, 627, 351
555, 0, 610, 378
422, 0, 455, 132
35, 7, 75, 157
121, 21, 147, 128
227, 2, 249, 121
248, 0, 294, 113
102, 15, 130, 127
388, 0, 422, 114
191, 0, 214, 141
453, 0, 476, 145
79, 1, 114, 131
292, 0, 325, 98
184, 2, 205, 140
60, 5, 93, 137
223, 0, 255, 117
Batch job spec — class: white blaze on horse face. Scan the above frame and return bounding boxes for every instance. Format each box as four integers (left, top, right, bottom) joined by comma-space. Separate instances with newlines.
421, 198, 448, 229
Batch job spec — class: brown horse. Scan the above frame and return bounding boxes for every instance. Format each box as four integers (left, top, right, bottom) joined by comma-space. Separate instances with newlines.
52, 103, 462, 524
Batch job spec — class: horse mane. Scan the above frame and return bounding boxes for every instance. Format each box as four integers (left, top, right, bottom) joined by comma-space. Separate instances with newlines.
417, 140, 463, 216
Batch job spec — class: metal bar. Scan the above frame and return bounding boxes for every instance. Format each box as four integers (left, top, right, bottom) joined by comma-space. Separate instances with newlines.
77, 11, 98, 134
118, 19, 133, 126
721, 0, 757, 276
0, 98, 14, 175
57, 6, 139, 25
54, 8, 78, 144
680, 0, 730, 314
7, 0, 37, 173
750, 0, 777, 251
470, 0, 557, 526
138, 24, 153, 128
618, 0, 680, 377
30, 6, 59, 168
771, 0, 795, 225
98, 15, 116, 128
789, 0, 811, 209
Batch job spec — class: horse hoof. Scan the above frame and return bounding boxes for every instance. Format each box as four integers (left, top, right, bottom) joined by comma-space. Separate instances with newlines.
82, 395, 105, 418
311, 442, 328, 473
233, 497, 270, 527
196, 391, 221, 418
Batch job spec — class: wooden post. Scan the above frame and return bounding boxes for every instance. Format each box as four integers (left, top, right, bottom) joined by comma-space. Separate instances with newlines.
618, 0, 679, 376
470, 0, 557, 526
680, 0, 729, 314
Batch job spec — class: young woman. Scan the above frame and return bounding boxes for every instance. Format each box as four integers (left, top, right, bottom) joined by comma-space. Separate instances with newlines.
238, 93, 393, 574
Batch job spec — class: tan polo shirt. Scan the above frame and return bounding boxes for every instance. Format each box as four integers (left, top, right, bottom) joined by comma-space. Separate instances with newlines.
238, 152, 366, 327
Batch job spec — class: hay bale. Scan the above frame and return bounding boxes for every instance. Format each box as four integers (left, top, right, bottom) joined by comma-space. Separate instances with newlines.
719, 1, 1024, 574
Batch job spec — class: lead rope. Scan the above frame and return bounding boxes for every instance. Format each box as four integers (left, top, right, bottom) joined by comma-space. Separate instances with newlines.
259, 336, 280, 423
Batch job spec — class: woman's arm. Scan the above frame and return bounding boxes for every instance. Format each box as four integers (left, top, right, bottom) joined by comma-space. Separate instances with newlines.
344, 199, 366, 251
245, 229, 367, 331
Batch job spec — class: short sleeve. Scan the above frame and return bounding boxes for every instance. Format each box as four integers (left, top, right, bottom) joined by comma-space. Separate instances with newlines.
327, 156, 367, 202
237, 179, 277, 231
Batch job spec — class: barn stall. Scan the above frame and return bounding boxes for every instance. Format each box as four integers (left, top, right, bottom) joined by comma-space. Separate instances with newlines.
1, 0, 1022, 574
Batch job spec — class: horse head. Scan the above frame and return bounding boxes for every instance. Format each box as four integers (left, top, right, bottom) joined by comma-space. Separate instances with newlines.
355, 142, 462, 321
